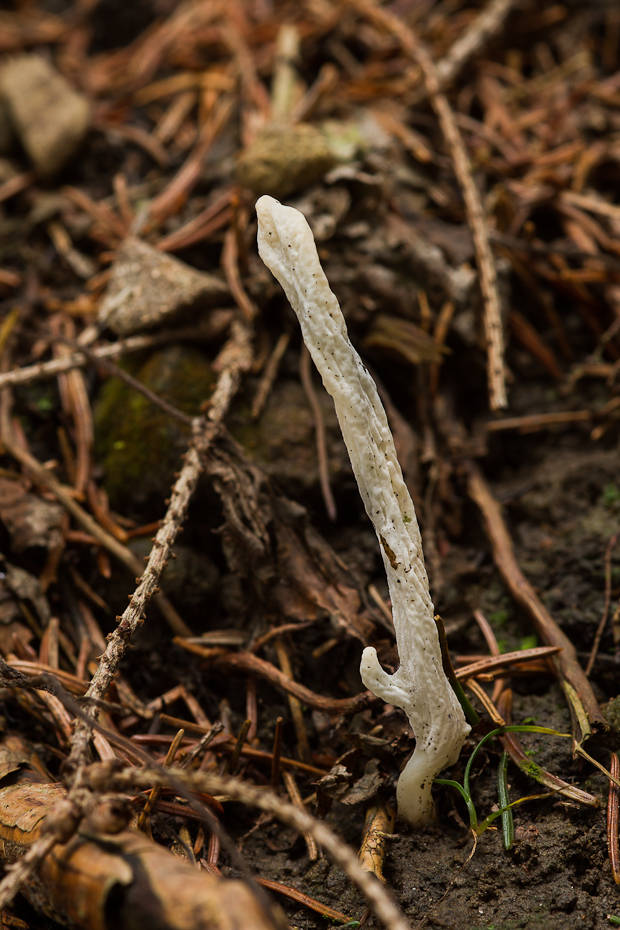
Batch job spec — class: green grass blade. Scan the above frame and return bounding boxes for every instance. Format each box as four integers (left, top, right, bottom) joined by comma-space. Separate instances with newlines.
497, 750, 514, 850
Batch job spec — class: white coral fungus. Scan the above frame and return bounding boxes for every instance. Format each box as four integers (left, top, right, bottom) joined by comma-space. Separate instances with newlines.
256, 195, 469, 825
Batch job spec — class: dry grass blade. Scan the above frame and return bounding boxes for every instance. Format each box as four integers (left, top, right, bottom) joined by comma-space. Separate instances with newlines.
497, 691, 598, 808
256, 877, 352, 923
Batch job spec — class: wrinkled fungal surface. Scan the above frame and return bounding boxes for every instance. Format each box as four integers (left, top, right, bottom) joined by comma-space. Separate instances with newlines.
256, 194, 469, 824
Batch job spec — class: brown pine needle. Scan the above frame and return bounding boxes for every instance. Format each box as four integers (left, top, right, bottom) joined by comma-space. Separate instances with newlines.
608, 753, 620, 884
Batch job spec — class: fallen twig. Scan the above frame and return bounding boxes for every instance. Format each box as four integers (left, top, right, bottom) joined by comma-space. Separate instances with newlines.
0, 321, 232, 390
175, 640, 373, 715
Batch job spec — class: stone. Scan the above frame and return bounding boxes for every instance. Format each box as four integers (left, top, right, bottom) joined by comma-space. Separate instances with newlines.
236, 123, 338, 198
0, 55, 90, 176
98, 237, 229, 336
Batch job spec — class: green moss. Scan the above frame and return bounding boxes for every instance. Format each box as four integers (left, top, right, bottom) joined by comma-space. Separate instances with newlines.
602, 483, 620, 507
603, 695, 620, 736
522, 759, 543, 779
94, 345, 214, 516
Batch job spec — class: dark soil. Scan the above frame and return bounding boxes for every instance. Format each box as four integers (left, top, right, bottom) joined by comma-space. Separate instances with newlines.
0, 2, 618, 930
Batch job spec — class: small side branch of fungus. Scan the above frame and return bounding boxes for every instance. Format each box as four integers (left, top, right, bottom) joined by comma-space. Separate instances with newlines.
256, 195, 470, 825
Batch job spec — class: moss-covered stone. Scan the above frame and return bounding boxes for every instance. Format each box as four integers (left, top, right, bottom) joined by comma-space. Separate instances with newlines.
603, 695, 620, 736
94, 345, 215, 516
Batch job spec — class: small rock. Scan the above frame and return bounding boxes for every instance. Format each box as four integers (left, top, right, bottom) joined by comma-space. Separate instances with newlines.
236, 123, 338, 198
98, 237, 229, 336
0, 55, 90, 176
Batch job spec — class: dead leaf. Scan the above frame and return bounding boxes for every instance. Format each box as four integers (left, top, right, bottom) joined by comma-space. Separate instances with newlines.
0, 476, 64, 552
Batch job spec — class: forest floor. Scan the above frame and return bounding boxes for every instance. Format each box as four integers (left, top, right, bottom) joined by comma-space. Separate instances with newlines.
0, 1, 619, 929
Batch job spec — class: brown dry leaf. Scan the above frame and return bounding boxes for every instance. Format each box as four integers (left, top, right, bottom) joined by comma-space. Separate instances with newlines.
0, 476, 64, 552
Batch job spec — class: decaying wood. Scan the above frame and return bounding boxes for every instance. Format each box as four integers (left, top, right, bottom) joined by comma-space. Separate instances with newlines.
0, 742, 280, 930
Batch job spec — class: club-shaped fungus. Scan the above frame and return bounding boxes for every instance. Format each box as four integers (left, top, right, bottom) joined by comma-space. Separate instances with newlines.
256, 195, 470, 825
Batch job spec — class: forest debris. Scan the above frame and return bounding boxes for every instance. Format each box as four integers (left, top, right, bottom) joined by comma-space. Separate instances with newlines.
0, 322, 232, 391
509, 309, 563, 380
282, 770, 318, 860
275, 639, 310, 762
90, 764, 412, 930
271, 498, 375, 642
93, 344, 215, 514
0, 569, 33, 654
176, 641, 373, 715
0, 779, 279, 930
1, 561, 51, 628
364, 313, 448, 365
0, 475, 64, 552
68, 320, 252, 769
97, 237, 229, 336
0, 99, 13, 154
467, 463, 607, 732
1, 435, 190, 639
342, 760, 384, 806
497, 691, 599, 809
0, 56, 90, 176
299, 344, 337, 519
455, 645, 561, 680
358, 804, 394, 882
256, 877, 351, 923
350, 0, 507, 409
234, 377, 350, 498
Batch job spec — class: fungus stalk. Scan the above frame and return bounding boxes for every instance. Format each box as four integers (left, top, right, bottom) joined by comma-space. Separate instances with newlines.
256, 195, 470, 825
